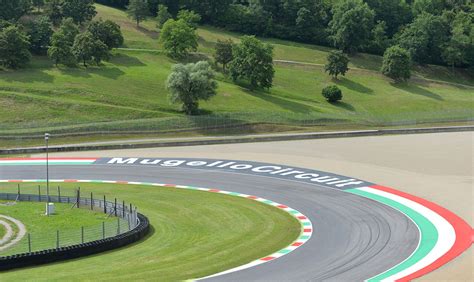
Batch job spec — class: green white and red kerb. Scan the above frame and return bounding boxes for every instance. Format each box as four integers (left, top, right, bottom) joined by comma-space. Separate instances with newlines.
0, 179, 313, 276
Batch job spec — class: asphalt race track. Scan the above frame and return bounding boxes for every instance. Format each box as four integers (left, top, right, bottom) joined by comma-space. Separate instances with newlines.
1, 157, 472, 281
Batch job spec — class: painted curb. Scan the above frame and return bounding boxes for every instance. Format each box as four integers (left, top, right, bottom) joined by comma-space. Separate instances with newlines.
0, 179, 312, 279
348, 185, 472, 281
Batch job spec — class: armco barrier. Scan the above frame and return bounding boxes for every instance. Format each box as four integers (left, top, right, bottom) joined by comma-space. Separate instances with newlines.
0, 214, 149, 271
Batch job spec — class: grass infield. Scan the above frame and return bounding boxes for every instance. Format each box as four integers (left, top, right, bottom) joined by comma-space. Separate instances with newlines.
0, 183, 301, 281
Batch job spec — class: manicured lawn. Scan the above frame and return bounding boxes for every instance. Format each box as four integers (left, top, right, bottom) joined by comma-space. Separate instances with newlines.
0, 200, 119, 256
0, 182, 300, 281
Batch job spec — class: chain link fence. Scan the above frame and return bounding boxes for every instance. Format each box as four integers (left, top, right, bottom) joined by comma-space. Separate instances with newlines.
0, 186, 139, 257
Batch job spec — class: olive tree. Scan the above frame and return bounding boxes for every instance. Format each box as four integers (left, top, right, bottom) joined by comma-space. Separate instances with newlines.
166, 61, 218, 115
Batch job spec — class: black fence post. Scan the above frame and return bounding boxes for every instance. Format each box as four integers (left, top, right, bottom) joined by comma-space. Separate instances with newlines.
114, 198, 117, 217
28, 233, 31, 253
122, 200, 125, 218
117, 217, 120, 235
103, 195, 107, 213
77, 187, 81, 208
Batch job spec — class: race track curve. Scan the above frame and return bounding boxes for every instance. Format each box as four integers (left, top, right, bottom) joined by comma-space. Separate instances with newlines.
0, 157, 472, 281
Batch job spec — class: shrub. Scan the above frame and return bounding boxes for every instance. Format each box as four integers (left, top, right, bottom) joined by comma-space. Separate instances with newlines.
322, 85, 343, 102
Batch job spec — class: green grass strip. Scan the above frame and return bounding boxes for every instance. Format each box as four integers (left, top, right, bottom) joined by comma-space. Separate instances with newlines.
347, 188, 438, 281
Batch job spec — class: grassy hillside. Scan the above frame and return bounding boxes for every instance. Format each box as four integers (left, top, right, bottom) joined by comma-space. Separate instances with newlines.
0, 4, 472, 144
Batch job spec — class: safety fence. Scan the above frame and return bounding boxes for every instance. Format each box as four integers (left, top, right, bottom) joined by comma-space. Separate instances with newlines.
0, 186, 149, 270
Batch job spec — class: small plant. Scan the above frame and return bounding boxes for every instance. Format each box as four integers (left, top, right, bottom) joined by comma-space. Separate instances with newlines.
322, 85, 343, 102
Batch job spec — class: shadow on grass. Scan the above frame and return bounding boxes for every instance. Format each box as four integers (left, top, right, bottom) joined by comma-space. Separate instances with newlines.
392, 82, 444, 101
0, 68, 54, 83
331, 101, 356, 112
242, 88, 314, 113
111, 53, 146, 67
136, 26, 159, 40
336, 77, 373, 94
93, 66, 126, 79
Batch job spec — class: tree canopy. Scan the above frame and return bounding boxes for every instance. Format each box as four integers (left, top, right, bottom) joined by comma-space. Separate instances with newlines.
160, 19, 198, 59
214, 39, 234, 73
329, 0, 375, 54
72, 31, 109, 67
166, 61, 218, 115
324, 51, 349, 79
126, 0, 150, 27
0, 26, 31, 69
229, 36, 275, 90
87, 19, 124, 49
381, 45, 411, 82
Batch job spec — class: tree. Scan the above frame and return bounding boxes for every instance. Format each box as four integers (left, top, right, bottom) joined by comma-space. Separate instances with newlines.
0, 26, 31, 69
166, 61, 218, 115
45, 0, 63, 26
397, 12, 449, 64
62, 0, 96, 25
88, 19, 124, 49
72, 31, 109, 67
127, 0, 149, 27
329, 0, 375, 54
381, 45, 411, 82
441, 11, 473, 70
214, 39, 234, 73
48, 30, 75, 66
26, 16, 53, 54
324, 50, 349, 79
160, 19, 198, 59
364, 0, 412, 37
322, 85, 343, 102
177, 10, 201, 29
0, 0, 31, 21
58, 18, 80, 45
229, 36, 275, 89
156, 4, 171, 29
368, 21, 390, 55
47, 18, 79, 66
32, 0, 45, 12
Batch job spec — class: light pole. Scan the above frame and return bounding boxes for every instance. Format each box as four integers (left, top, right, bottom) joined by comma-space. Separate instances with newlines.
45, 133, 50, 201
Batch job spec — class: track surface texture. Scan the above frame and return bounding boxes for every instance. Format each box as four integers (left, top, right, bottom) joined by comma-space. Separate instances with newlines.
0, 161, 421, 281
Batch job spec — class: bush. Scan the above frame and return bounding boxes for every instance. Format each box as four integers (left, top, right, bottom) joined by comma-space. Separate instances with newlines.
322, 85, 343, 102
381, 45, 411, 82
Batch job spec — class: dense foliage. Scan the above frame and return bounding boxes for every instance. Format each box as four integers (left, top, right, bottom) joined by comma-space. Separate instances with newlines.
322, 85, 343, 102
229, 36, 275, 89
324, 51, 349, 79
160, 19, 198, 59
381, 45, 411, 82
214, 39, 234, 73
94, 0, 473, 68
166, 61, 218, 115
0, 25, 31, 68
